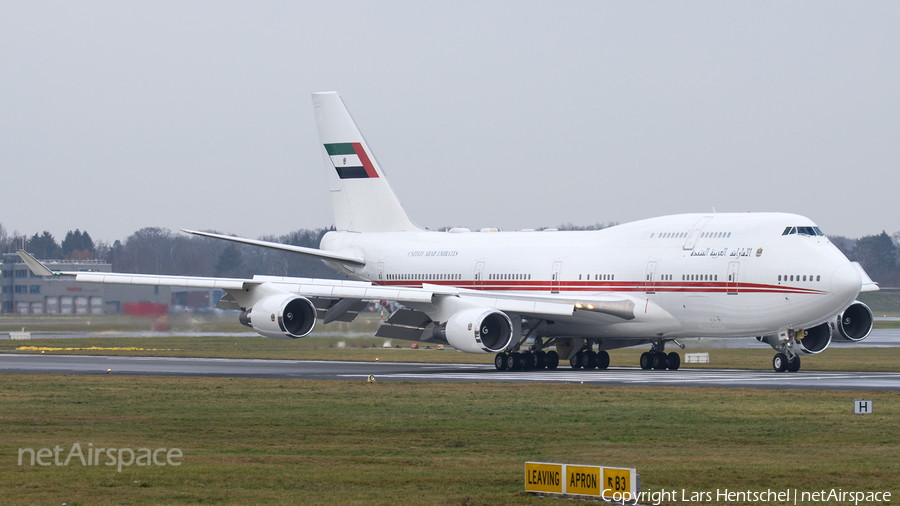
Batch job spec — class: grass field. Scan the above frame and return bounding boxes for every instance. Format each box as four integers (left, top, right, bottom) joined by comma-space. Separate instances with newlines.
2, 309, 899, 505
1, 374, 898, 506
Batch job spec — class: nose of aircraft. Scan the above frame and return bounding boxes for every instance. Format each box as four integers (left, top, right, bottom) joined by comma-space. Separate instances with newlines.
831, 263, 861, 305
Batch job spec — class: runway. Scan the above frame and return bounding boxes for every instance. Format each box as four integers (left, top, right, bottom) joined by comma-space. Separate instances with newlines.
1, 354, 898, 390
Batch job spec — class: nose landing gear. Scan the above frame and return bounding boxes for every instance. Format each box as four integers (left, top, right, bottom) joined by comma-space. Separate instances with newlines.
767, 330, 803, 373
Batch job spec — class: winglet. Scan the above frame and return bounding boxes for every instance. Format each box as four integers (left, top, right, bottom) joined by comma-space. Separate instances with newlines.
16, 250, 58, 277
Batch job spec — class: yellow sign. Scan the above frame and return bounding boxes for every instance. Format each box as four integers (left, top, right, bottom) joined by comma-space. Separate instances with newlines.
602, 466, 636, 499
566, 465, 600, 496
524, 462, 563, 494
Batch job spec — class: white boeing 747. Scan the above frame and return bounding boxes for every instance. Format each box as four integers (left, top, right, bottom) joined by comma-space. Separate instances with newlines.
18, 92, 879, 373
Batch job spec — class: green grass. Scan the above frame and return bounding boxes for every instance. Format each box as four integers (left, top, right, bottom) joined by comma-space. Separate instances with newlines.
858, 291, 900, 316
1, 374, 898, 505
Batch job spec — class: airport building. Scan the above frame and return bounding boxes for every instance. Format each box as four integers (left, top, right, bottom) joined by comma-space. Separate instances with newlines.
1, 253, 170, 315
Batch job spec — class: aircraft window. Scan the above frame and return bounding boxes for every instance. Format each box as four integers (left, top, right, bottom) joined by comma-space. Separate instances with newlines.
579, 274, 582, 280
714, 275, 718, 281
798, 227, 816, 236
682, 275, 685, 281
783, 227, 792, 235
727, 232, 731, 237
778, 275, 781, 281
803, 275, 807, 281
814, 227, 825, 236
817, 275, 821, 281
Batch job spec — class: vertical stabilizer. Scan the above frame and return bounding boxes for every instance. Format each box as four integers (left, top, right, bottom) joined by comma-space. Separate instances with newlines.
312, 92, 419, 233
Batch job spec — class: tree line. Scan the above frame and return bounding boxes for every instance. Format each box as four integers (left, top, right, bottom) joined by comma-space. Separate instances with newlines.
2, 223, 899, 287
0, 224, 342, 280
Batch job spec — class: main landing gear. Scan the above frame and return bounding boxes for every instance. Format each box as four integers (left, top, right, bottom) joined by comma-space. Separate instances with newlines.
639, 340, 681, 371
494, 326, 563, 372
494, 349, 560, 371
568, 347, 610, 370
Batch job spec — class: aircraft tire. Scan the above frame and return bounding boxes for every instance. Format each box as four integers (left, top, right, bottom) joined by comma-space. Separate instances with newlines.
521, 351, 535, 371
545, 350, 560, 370
597, 351, 610, 369
666, 352, 680, 371
788, 356, 801, 372
652, 352, 668, 370
533, 350, 547, 370
507, 352, 523, 371
772, 353, 788, 372
640, 352, 652, 370
570, 351, 583, 370
583, 351, 598, 370
494, 353, 508, 371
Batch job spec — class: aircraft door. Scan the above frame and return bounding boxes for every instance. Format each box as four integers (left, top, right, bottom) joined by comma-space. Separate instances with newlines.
474, 261, 485, 290
683, 216, 713, 250
645, 261, 657, 294
378, 262, 384, 283
727, 262, 740, 294
551, 261, 562, 293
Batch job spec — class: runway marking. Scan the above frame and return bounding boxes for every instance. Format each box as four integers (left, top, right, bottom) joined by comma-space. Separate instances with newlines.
340, 368, 900, 386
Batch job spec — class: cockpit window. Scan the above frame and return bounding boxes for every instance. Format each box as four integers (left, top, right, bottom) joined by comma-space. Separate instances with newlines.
782, 226, 825, 236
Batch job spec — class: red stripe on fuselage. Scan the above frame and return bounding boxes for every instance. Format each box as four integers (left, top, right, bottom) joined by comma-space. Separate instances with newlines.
372, 280, 826, 295
352, 143, 379, 178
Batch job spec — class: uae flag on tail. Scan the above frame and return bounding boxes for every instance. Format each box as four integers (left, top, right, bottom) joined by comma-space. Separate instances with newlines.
324, 143, 379, 179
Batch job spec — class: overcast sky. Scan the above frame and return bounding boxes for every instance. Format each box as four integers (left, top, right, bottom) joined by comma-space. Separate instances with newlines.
1, 1, 898, 244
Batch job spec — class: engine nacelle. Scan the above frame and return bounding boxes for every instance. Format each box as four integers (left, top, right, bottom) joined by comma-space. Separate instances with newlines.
433, 308, 513, 354
795, 322, 832, 355
240, 294, 317, 339
833, 301, 874, 342
757, 322, 832, 355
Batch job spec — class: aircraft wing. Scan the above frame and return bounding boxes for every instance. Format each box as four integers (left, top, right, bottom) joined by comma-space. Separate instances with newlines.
14, 249, 648, 318
180, 229, 366, 266
16, 250, 653, 349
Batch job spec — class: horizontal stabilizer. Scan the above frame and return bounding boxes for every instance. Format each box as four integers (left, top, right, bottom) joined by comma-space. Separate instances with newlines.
852, 262, 880, 292
181, 229, 365, 266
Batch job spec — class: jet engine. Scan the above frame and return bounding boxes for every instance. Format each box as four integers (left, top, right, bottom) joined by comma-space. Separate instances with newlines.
758, 321, 832, 355
239, 294, 317, 339
832, 301, 874, 342
795, 322, 832, 355
432, 308, 513, 354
